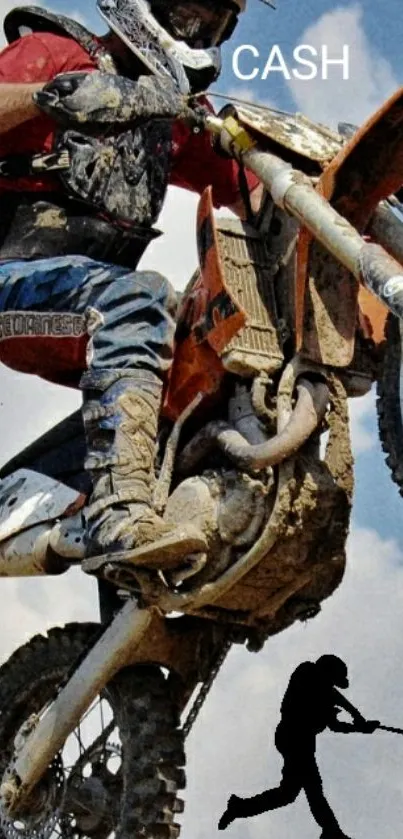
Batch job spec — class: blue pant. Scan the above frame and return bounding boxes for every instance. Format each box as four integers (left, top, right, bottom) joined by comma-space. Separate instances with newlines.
0, 256, 177, 391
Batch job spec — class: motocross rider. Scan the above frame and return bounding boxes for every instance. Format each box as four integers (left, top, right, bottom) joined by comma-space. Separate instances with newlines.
0, 0, 263, 581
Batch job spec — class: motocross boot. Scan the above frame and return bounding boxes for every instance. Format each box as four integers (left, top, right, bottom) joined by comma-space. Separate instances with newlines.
80, 374, 207, 581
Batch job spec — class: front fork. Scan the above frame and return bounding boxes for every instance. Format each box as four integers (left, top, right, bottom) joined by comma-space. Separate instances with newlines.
206, 114, 403, 322
0, 599, 153, 816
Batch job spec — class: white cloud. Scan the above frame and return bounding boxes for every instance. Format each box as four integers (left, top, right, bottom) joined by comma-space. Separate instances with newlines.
287, 4, 399, 127
0, 570, 97, 661
217, 86, 278, 111
348, 389, 376, 454
0, 365, 80, 463
138, 187, 199, 291
222, 86, 258, 104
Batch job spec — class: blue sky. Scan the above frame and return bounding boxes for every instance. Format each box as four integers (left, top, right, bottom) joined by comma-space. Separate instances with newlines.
219, 0, 403, 109
0, 1, 403, 838
353, 406, 403, 543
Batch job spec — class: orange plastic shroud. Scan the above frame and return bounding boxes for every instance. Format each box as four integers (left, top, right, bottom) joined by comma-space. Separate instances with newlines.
165, 89, 403, 416
163, 187, 246, 420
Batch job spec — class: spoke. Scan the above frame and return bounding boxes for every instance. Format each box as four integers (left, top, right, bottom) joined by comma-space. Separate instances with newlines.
73, 729, 84, 753
2, 702, 121, 839
69, 720, 117, 779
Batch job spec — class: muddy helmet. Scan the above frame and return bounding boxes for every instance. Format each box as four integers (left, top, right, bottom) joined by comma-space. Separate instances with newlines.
97, 0, 246, 92
316, 654, 349, 688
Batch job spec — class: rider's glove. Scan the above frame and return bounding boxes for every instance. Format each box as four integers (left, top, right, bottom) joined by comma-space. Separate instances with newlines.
33, 71, 204, 128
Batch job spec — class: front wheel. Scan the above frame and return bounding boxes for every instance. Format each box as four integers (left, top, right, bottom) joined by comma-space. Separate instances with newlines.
0, 623, 185, 839
377, 313, 403, 495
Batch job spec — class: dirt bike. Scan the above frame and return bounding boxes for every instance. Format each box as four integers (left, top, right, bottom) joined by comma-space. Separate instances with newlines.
0, 86, 403, 839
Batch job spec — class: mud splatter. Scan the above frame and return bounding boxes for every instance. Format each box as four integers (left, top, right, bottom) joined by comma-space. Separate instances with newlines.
35, 209, 66, 229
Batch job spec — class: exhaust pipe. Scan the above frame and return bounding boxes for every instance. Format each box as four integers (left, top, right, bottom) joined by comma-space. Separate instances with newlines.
177, 378, 329, 474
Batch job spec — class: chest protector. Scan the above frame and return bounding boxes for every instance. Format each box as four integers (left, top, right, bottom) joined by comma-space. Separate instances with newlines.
0, 6, 173, 267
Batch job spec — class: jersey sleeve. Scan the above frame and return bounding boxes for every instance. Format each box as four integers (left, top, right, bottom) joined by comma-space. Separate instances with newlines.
37, 33, 98, 75
0, 32, 96, 83
0, 32, 99, 189
0, 34, 57, 82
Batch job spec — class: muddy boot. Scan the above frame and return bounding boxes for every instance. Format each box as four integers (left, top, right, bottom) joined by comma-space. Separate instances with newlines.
80, 374, 207, 582
218, 795, 244, 830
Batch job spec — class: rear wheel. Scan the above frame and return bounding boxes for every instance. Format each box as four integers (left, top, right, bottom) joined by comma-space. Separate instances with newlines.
0, 623, 185, 839
377, 313, 403, 494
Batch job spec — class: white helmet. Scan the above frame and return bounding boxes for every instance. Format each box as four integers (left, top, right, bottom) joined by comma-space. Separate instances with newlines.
97, 0, 246, 93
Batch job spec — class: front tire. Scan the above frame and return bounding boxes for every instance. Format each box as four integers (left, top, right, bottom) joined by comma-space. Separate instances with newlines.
0, 623, 185, 839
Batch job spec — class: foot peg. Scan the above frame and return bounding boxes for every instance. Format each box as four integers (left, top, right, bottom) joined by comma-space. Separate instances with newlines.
82, 525, 207, 579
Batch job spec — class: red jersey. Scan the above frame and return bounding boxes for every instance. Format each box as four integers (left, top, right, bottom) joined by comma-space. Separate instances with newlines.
0, 32, 259, 208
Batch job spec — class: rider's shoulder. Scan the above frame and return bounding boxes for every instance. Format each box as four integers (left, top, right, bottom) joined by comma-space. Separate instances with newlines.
0, 30, 95, 75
